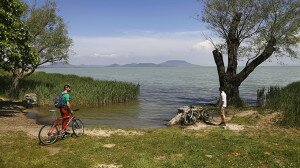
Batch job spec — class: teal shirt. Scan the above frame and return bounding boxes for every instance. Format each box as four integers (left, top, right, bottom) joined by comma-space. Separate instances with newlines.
62, 92, 70, 109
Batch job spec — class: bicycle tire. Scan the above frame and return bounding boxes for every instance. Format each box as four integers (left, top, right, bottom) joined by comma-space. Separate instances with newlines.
72, 119, 84, 137
38, 125, 59, 145
202, 109, 222, 125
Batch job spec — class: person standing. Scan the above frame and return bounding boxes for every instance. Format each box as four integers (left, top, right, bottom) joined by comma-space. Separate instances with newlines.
219, 87, 227, 126
60, 84, 72, 133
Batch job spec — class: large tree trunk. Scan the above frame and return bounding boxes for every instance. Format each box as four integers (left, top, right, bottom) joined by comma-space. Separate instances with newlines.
10, 68, 24, 97
212, 36, 276, 106
212, 49, 243, 105
222, 76, 242, 105
10, 66, 36, 97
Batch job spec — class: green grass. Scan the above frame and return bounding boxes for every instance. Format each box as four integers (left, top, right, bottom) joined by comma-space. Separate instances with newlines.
1, 126, 300, 168
257, 81, 300, 127
0, 71, 140, 106
230, 115, 261, 126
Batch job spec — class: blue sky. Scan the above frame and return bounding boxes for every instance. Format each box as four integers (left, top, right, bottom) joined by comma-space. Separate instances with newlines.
56, 0, 205, 37
25, 0, 299, 66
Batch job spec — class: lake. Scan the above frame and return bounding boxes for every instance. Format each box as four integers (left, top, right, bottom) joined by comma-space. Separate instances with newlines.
34, 66, 300, 128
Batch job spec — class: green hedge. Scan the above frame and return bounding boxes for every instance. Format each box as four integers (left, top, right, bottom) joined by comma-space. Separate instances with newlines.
0, 71, 140, 106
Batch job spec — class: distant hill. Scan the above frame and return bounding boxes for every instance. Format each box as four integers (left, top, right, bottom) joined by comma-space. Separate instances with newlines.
158, 60, 198, 67
107, 60, 199, 67
121, 63, 158, 67
39, 60, 199, 68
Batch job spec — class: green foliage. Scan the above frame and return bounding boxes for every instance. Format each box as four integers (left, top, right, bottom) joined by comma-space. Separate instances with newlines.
25, 0, 72, 66
201, 0, 300, 60
0, 0, 72, 93
258, 81, 300, 127
0, 0, 38, 72
0, 71, 140, 106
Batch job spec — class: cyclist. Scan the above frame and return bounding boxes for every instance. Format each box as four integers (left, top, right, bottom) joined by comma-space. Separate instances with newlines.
60, 84, 72, 134
218, 87, 227, 126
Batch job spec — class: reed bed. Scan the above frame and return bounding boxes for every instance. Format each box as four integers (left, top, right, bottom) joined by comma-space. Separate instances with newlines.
0, 71, 140, 106
257, 81, 300, 127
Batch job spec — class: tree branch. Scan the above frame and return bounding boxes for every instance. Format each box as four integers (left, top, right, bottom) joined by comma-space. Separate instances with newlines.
238, 37, 276, 82
227, 12, 242, 75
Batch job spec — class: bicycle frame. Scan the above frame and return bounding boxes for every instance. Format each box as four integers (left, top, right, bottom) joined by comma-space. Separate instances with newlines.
50, 110, 75, 132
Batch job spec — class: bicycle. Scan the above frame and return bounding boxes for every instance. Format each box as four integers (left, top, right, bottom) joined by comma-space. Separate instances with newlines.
182, 106, 222, 125
38, 109, 84, 145
182, 106, 200, 125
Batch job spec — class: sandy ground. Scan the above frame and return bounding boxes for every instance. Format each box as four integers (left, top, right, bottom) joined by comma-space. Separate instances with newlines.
0, 110, 41, 137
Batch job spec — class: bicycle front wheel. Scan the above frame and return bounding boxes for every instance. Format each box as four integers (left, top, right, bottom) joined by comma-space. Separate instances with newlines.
72, 119, 84, 136
38, 125, 59, 145
202, 110, 222, 125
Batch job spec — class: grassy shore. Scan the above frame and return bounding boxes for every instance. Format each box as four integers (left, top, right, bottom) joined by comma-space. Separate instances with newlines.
0, 123, 299, 168
0, 71, 140, 106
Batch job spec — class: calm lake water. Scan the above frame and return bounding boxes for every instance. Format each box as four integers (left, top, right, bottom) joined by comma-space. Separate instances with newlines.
33, 66, 300, 128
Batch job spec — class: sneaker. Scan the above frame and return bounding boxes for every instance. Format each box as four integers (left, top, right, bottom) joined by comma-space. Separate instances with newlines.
218, 122, 226, 126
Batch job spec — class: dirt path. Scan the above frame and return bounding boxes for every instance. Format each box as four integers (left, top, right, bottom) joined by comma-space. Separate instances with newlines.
0, 111, 41, 137
185, 109, 271, 131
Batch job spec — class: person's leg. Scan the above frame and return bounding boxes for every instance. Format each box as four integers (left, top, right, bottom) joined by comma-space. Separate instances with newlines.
60, 108, 70, 131
220, 107, 226, 125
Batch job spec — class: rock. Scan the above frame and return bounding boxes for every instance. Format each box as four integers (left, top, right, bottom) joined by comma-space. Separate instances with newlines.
24, 93, 38, 107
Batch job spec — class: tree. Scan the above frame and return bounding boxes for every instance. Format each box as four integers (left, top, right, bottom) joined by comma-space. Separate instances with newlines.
25, 0, 72, 71
0, 0, 72, 94
0, 0, 38, 94
201, 0, 300, 105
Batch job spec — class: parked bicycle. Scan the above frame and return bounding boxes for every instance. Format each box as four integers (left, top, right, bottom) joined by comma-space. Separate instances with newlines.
182, 106, 222, 125
38, 109, 84, 145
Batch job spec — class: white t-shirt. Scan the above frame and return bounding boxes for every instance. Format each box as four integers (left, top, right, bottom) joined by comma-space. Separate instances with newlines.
221, 91, 227, 107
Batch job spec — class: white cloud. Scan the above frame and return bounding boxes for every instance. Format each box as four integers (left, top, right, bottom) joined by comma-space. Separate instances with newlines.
192, 40, 213, 50
70, 31, 215, 65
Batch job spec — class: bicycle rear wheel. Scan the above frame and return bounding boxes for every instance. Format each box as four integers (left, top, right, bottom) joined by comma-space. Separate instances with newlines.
202, 109, 222, 125
72, 119, 84, 136
38, 125, 59, 145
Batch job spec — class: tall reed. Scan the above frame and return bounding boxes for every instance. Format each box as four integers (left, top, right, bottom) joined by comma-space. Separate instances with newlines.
0, 71, 140, 106
257, 81, 300, 127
